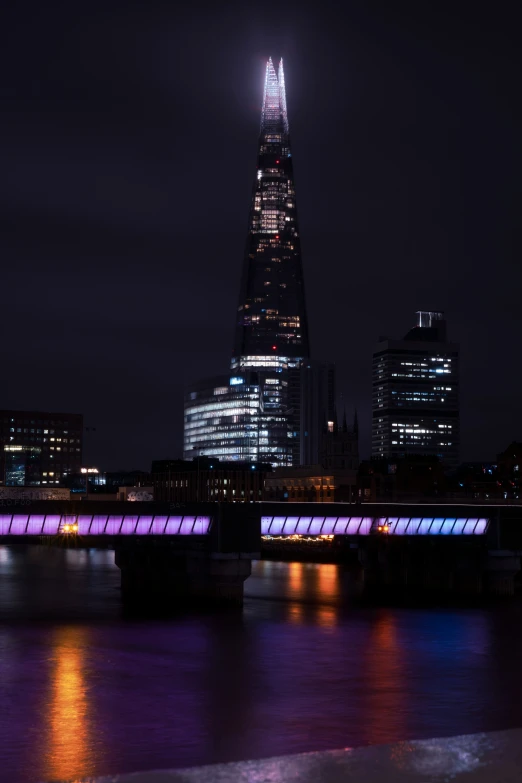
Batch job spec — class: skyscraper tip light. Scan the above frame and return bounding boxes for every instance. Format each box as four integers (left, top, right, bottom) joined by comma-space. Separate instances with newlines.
261, 57, 289, 135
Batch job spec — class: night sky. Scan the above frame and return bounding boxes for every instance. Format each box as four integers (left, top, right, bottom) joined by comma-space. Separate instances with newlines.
1, 1, 520, 470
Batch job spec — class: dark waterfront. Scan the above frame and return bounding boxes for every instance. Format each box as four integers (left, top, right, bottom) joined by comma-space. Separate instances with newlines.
2, 547, 522, 783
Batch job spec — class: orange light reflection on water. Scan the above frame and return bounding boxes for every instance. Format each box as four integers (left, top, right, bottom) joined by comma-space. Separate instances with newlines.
288, 561, 304, 597
42, 627, 93, 783
362, 613, 406, 746
316, 564, 340, 627
286, 562, 340, 627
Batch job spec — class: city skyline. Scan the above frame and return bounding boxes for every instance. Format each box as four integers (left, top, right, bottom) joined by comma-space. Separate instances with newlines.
0, 3, 520, 469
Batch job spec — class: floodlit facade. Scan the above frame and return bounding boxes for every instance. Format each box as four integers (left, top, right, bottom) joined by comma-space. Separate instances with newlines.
183, 370, 295, 466
372, 311, 460, 466
184, 375, 260, 462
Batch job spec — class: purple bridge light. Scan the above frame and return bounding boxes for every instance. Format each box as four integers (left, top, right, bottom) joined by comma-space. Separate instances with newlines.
0, 513, 490, 537
0, 514, 212, 536
261, 515, 489, 536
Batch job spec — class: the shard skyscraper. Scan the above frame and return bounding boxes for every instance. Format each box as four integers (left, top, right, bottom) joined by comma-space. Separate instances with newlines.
232, 57, 309, 369
184, 59, 334, 467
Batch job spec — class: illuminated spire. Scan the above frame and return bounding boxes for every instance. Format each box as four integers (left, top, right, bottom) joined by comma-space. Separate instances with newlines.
261, 56, 289, 134
278, 58, 289, 133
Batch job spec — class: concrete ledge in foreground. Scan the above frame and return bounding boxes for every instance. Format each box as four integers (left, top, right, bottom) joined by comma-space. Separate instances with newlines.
49, 727, 522, 783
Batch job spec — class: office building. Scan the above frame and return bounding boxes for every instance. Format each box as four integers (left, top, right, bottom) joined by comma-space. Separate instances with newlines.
0, 410, 83, 485
372, 311, 459, 466
3, 445, 41, 486
184, 374, 261, 462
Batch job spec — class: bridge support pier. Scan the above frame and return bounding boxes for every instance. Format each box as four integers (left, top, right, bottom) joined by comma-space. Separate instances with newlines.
115, 547, 254, 607
357, 542, 503, 597
485, 552, 521, 597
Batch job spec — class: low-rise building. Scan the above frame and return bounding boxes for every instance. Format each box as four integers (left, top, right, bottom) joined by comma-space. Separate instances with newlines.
263, 464, 357, 502
151, 457, 271, 503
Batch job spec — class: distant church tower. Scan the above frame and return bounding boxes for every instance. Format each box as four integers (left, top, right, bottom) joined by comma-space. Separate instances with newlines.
320, 408, 359, 470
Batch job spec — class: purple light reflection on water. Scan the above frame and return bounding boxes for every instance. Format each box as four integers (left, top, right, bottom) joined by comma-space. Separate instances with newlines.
0, 550, 521, 783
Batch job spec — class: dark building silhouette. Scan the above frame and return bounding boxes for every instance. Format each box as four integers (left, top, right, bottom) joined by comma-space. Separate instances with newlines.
151, 457, 271, 503
321, 409, 359, 471
263, 409, 359, 503
372, 311, 459, 467
357, 455, 446, 502
496, 442, 521, 500
297, 360, 336, 465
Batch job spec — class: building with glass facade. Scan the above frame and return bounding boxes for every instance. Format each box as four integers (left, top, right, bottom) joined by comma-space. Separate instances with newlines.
183, 58, 336, 467
372, 311, 459, 466
0, 410, 83, 485
232, 57, 309, 367
184, 374, 261, 462
3, 445, 42, 486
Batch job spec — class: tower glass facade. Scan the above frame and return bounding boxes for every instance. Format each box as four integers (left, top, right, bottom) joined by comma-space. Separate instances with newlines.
232, 57, 309, 369
183, 59, 332, 468
372, 311, 460, 467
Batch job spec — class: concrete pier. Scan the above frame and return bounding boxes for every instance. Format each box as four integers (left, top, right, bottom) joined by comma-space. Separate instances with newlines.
115, 547, 253, 606
114, 503, 261, 607
357, 540, 520, 597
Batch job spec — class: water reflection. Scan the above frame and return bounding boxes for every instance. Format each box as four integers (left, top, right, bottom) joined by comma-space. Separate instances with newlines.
288, 603, 305, 625
287, 561, 304, 598
316, 564, 339, 628
2, 549, 522, 783
43, 627, 93, 783
318, 563, 339, 601
285, 563, 339, 626
362, 613, 406, 746
0, 546, 11, 564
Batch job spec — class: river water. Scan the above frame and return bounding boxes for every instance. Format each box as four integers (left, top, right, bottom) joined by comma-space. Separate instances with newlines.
1, 545, 522, 783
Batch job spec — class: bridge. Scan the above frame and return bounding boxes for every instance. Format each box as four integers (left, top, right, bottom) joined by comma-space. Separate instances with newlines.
0, 503, 502, 538
0, 500, 521, 599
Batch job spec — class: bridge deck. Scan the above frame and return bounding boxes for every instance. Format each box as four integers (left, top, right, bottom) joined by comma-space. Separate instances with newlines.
0, 513, 212, 536
262, 514, 489, 536
0, 510, 490, 537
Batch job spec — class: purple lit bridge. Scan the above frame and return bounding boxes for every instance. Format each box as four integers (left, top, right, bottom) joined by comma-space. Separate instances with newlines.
0, 501, 521, 599
0, 513, 212, 537
0, 509, 495, 538
261, 514, 489, 537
